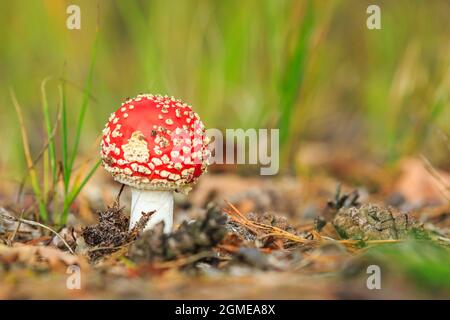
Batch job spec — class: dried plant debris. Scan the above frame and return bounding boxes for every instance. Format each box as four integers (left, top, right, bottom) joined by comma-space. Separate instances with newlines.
81, 202, 153, 262
232, 248, 271, 270
0, 224, 6, 245
322, 184, 360, 221
129, 206, 227, 263
0, 243, 86, 272
225, 210, 305, 248
333, 204, 425, 241
225, 219, 257, 242
254, 212, 300, 234
51, 227, 77, 251
227, 187, 296, 216
0, 208, 41, 242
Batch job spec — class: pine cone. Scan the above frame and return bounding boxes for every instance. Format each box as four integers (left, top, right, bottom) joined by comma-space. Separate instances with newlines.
129, 206, 227, 262
333, 204, 424, 240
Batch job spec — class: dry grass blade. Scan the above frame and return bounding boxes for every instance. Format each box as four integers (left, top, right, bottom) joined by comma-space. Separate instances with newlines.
338, 239, 401, 245
0, 208, 74, 254
9, 210, 24, 244
10, 88, 48, 221
420, 154, 450, 201
88, 243, 132, 253
16, 103, 61, 203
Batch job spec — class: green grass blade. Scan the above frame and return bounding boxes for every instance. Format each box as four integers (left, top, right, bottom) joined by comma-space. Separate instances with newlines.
41, 77, 57, 188
43, 148, 49, 201
427, 89, 447, 128
59, 82, 70, 194
68, 159, 101, 205
67, 31, 99, 176
366, 241, 450, 291
60, 159, 101, 225
414, 90, 448, 152
278, 0, 315, 148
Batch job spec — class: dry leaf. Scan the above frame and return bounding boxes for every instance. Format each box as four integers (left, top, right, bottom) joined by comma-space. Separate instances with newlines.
395, 158, 450, 205
0, 243, 87, 271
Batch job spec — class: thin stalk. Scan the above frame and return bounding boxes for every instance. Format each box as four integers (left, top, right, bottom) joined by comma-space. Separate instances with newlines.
10, 88, 48, 221
15, 105, 61, 204
43, 149, 49, 203
0, 210, 74, 254
60, 159, 100, 225
59, 83, 70, 194
278, 0, 315, 163
41, 77, 57, 187
67, 31, 99, 177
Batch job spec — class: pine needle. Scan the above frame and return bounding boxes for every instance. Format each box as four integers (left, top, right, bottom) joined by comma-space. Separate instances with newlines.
224, 201, 313, 244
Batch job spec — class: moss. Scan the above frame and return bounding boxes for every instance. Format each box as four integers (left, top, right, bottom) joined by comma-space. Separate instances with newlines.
333, 223, 350, 240
408, 227, 432, 240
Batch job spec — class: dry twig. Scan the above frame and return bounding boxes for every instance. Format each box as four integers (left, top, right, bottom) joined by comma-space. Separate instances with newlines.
0, 208, 74, 254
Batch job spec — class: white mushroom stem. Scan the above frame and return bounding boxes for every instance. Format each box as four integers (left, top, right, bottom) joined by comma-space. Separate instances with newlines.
130, 189, 174, 233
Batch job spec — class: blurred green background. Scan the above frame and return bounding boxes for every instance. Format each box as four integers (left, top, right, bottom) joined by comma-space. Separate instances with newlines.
1, 0, 449, 182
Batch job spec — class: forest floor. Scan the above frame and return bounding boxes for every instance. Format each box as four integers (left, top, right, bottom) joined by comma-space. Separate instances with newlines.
1, 155, 449, 299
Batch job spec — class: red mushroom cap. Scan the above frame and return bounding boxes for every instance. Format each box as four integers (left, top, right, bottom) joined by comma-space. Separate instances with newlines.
101, 94, 210, 193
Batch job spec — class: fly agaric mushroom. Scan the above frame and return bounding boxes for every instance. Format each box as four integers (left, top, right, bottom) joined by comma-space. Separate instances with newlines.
101, 94, 210, 233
